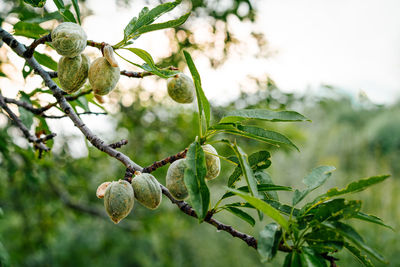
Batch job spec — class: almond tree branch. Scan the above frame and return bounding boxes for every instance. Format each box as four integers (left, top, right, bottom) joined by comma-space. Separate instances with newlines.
42, 111, 107, 119
0, 28, 336, 265
0, 91, 54, 152
142, 148, 188, 173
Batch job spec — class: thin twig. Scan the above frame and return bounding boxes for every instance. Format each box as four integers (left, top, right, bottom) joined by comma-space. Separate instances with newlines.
23, 33, 52, 58
142, 148, 188, 173
42, 111, 107, 119
108, 139, 128, 149
0, 92, 51, 152
4, 89, 94, 118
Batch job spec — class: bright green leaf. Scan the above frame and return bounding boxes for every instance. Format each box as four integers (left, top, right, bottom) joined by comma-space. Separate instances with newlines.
230, 143, 258, 197
228, 188, 289, 231
71, 0, 81, 25
228, 150, 271, 187
255, 172, 279, 201
258, 222, 282, 262
184, 50, 211, 129
33, 51, 57, 71
220, 109, 309, 123
184, 141, 209, 222
230, 125, 299, 151
122, 48, 178, 78
13, 21, 48, 39
135, 12, 190, 37
224, 207, 255, 226
221, 184, 291, 199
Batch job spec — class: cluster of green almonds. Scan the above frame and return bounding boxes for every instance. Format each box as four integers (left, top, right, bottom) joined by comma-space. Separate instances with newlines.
95, 144, 220, 223
166, 144, 220, 200
52, 22, 120, 95
96, 173, 162, 224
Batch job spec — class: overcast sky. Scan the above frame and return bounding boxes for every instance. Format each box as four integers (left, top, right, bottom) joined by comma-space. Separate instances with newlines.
258, 0, 400, 104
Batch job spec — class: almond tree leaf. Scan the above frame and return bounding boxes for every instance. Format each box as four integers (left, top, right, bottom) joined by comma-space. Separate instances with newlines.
322, 221, 386, 263
23, 0, 46, 8
135, 12, 190, 37
292, 166, 336, 206
258, 222, 282, 262
71, 0, 81, 24
228, 188, 289, 231
344, 242, 374, 267
224, 207, 255, 226
220, 109, 309, 123
352, 212, 393, 230
184, 50, 211, 129
33, 51, 57, 71
184, 141, 209, 222
14, 21, 48, 39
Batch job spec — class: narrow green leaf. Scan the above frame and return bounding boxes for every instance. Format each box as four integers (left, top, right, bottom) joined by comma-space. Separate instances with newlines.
13, 21, 48, 39
305, 175, 390, 211
221, 184, 291, 199
322, 221, 386, 263
23, 0, 46, 7
220, 109, 309, 123
225, 207, 255, 226
304, 228, 344, 252
283, 252, 302, 267
18, 92, 34, 129
324, 175, 390, 197
231, 125, 299, 151
184, 141, 209, 222
255, 172, 279, 201
60, 9, 77, 23
122, 0, 182, 43
344, 242, 374, 267
228, 150, 271, 187
265, 199, 300, 217
24, 11, 62, 24
293, 166, 336, 206
122, 48, 178, 78
300, 247, 328, 267
228, 188, 289, 231
312, 199, 361, 222
53, 0, 64, 9
135, 12, 190, 37
33, 51, 57, 71
231, 143, 258, 197
184, 50, 211, 128
71, 0, 81, 25
258, 222, 282, 262
22, 62, 33, 78
352, 212, 393, 230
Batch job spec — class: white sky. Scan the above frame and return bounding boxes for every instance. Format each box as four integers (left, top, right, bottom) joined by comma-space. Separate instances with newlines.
258, 0, 400, 104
